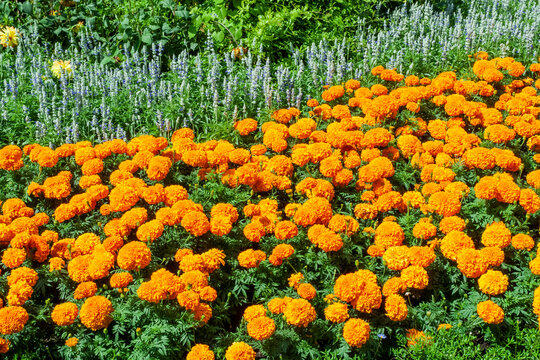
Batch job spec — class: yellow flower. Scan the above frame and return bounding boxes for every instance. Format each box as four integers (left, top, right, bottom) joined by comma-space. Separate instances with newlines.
51, 60, 73, 79
0, 27, 19, 48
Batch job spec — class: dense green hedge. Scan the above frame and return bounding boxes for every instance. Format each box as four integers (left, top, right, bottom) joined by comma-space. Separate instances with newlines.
0, 0, 465, 60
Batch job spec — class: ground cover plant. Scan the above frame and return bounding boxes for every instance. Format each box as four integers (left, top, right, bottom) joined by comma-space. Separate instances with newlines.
1, 0, 540, 359
1, 51, 540, 359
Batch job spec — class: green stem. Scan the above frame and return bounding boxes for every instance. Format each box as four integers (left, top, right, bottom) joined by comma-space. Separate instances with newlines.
213, 19, 240, 49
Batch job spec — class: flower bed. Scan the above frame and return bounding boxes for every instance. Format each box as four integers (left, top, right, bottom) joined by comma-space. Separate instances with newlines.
0, 54, 540, 359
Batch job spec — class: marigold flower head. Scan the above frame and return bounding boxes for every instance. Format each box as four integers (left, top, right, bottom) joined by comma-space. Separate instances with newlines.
6, 281, 33, 306
247, 316, 275, 340
382, 277, 407, 297
406, 329, 431, 347
225, 342, 256, 360
74, 281, 98, 300
238, 249, 266, 268
408, 246, 436, 268
48, 257, 65, 272
267, 297, 290, 314
511, 234, 534, 251
383, 246, 410, 271
477, 300, 504, 324
456, 248, 489, 278
481, 221, 511, 248
2, 247, 26, 268
297, 283, 317, 300
51, 302, 79, 326
480, 246, 505, 267
343, 318, 370, 348
401, 265, 429, 289
7, 267, 38, 287
181, 211, 211, 237
117, 241, 151, 271
385, 294, 408, 321
0, 306, 29, 335
79, 296, 114, 331
110, 272, 133, 289
440, 231, 475, 261
283, 298, 316, 327
0, 338, 9, 353
478, 270, 508, 296
234, 118, 258, 135
187, 344, 215, 360
243, 304, 266, 322
374, 221, 405, 250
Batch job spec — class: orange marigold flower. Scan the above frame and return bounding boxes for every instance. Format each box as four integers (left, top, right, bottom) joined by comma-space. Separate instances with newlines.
74, 281, 98, 300
324, 302, 349, 323
519, 188, 540, 214
477, 300, 504, 324
440, 231, 475, 261
67, 254, 92, 283
481, 221, 511, 248
247, 316, 275, 340
243, 221, 266, 243
243, 304, 267, 322
2, 247, 26, 268
49, 257, 65, 272
79, 295, 114, 331
0, 145, 23, 171
456, 248, 489, 278
412, 220, 437, 240
478, 270, 508, 296
225, 342, 256, 360
270, 244, 294, 263
322, 85, 345, 102
383, 246, 410, 271
238, 249, 266, 268
408, 246, 436, 268
385, 294, 408, 321
177, 290, 200, 310
406, 329, 431, 347
65, 337, 78, 347
234, 118, 258, 135
427, 191, 461, 217
401, 266, 429, 289
297, 283, 317, 300
51, 302, 79, 326
274, 220, 298, 240
439, 216, 466, 234
136, 219, 164, 243
181, 211, 211, 237
110, 272, 133, 289
480, 246, 505, 267
328, 214, 359, 236
201, 248, 226, 273
0, 306, 29, 334
146, 156, 172, 181
382, 277, 407, 297
462, 147, 496, 170
307, 99, 319, 107
117, 241, 151, 271
374, 221, 404, 250
268, 297, 289, 314
511, 234, 535, 251
283, 298, 316, 327
0, 338, 9, 353
187, 344, 215, 360
343, 318, 370, 348
6, 281, 33, 306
